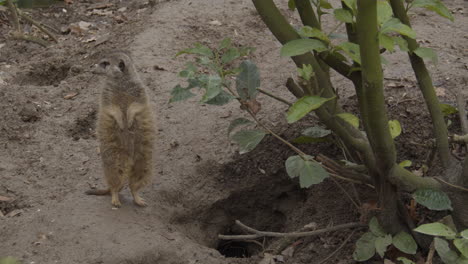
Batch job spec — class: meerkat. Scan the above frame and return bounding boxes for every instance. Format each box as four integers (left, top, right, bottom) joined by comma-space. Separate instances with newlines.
86, 51, 155, 208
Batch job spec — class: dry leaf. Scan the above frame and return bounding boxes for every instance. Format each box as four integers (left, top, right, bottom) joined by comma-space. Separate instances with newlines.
258, 253, 276, 264
6, 209, 23, 217
208, 20, 222, 26
63, 92, 78, 100
0, 195, 13, 202
435, 87, 447, 97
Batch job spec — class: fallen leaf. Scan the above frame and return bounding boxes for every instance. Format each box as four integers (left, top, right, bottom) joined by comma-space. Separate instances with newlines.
94, 34, 110, 46
86, 3, 114, 10
83, 36, 97, 43
281, 246, 294, 257
209, 20, 222, 26
63, 92, 78, 100
240, 99, 261, 115
0, 210, 4, 217
89, 9, 113, 16
6, 209, 23, 217
435, 87, 446, 97
0, 195, 13, 202
259, 253, 276, 264
0, 43, 5, 49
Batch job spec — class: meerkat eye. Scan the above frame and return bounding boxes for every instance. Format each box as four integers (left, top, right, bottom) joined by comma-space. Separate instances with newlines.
99, 60, 110, 69
118, 60, 126, 72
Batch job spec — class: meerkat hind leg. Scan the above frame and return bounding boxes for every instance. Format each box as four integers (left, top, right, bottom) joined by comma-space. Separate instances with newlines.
110, 188, 122, 208
130, 184, 147, 207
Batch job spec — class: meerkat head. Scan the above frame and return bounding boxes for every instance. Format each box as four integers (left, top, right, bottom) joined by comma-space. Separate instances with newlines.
93, 51, 136, 80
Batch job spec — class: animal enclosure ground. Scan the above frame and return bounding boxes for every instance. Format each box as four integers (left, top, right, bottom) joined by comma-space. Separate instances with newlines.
0, 0, 467, 263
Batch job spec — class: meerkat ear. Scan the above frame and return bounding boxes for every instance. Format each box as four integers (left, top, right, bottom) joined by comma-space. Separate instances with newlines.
99, 60, 110, 69
118, 60, 126, 72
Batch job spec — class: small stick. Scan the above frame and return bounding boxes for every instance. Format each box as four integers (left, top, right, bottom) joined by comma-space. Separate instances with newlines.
456, 79, 468, 134
330, 177, 360, 210
17, 9, 58, 42
434, 177, 468, 192
218, 220, 365, 240
425, 240, 435, 264
258, 88, 292, 106
11, 31, 48, 47
318, 230, 356, 264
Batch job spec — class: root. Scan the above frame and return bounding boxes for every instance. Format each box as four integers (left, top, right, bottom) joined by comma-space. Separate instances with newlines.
218, 220, 365, 240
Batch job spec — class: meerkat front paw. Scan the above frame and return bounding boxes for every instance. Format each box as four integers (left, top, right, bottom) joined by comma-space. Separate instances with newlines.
133, 196, 147, 207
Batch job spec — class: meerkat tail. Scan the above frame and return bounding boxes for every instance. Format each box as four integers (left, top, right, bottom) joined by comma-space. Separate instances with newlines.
85, 189, 111, 195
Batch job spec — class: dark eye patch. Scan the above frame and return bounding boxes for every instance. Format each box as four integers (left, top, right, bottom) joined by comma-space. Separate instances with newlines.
118, 60, 126, 72
99, 61, 110, 69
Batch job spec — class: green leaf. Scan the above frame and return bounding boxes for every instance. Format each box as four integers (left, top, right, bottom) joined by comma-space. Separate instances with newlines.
236, 60, 260, 100
397, 257, 416, 264
179, 62, 197, 78
399, 160, 412, 168
353, 232, 377, 261
435, 237, 460, 263
298, 26, 330, 43
454, 238, 468, 258
221, 48, 241, 64
336, 112, 359, 129
231, 130, 266, 154
411, 0, 454, 22
388, 120, 402, 139
292, 136, 328, 144
393, 231, 417, 254
302, 126, 332, 138
200, 75, 222, 103
377, 0, 393, 25
342, 0, 356, 14
379, 33, 395, 52
169, 85, 196, 103
218, 37, 232, 50
414, 223, 457, 238
394, 36, 409, 52
461, 230, 468, 239
280, 39, 328, 57
413, 47, 438, 64
440, 103, 458, 116
297, 64, 314, 81
205, 90, 234, 105
369, 217, 387, 237
320, 0, 333, 9
381, 18, 417, 39
288, 0, 296, 10
285, 155, 329, 188
239, 46, 256, 57
228, 118, 253, 135
0, 257, 20, 264
337, 42, 361, 64
176, 43, 214, 58
413, 189, 453, 211
287, 96, 334, 123
334, 8, 353, 23
375, 234, 393, 258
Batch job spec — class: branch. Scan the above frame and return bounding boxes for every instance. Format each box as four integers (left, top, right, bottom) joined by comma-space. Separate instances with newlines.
17, 9, 58, 42
285, 77, 304, 98
218, 220, 365, 240
356, 0, 397, 172
11, 31, 48, 47
389, 0, 451, 168
258, 88, 292, 106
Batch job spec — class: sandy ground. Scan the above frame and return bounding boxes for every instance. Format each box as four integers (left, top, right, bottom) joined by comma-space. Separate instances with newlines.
0, 0, 467, 263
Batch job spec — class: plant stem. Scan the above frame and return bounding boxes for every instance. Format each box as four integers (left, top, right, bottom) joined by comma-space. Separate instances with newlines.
6, 0, 20, 31
389, 0, 451, 168
257, 88, 292, 106
17, 9, 57, 42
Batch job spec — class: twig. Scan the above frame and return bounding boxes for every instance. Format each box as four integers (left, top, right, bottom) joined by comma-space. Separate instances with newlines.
456, 79, 468, 134
17, 9, 58, 42
452, 134, 468, 144
330, 177, 360, 210
218, 220, 365, 240
6, 0, 20, 31
434, 177, 468, 192
258, 88, 292, 106
286, 77, 304, 98
11, 31, 48, 47
317, 230, 356, 264
425, 240, 435, 264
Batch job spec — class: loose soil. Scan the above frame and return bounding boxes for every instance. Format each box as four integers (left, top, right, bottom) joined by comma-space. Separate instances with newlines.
0, 0, 467, 263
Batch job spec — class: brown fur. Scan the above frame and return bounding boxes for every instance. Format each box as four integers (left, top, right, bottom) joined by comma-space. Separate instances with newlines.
86, 51, 155, 207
